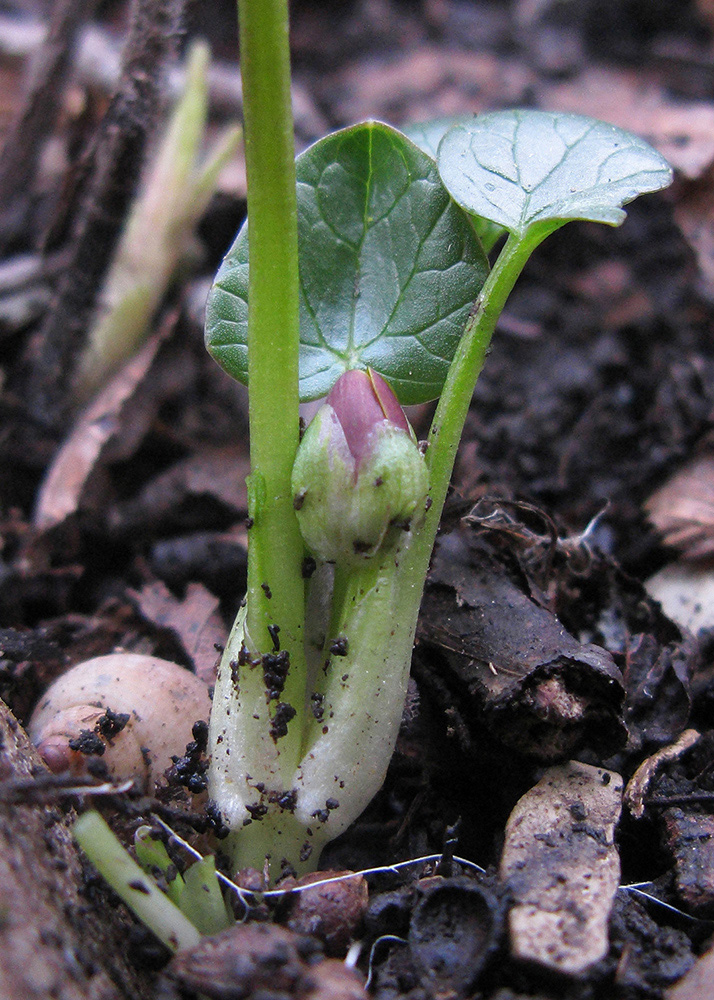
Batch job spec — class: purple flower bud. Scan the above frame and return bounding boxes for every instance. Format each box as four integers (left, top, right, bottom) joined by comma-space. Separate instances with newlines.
292, 369, 428, 564
326, 369, 410, 468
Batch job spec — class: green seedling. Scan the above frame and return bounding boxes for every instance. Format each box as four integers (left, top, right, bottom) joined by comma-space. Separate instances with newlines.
74, 811, 201, 952
74, 814, 232, 947
202, 1, 671, 881
134, 824, 186, 906
74, 3, 672, 931
203, 5, 672, 878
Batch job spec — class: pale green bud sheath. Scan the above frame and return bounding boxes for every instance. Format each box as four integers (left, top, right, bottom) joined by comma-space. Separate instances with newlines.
292, 369, 428, 565
208, 369, 431, 877
289, 369, 431, 843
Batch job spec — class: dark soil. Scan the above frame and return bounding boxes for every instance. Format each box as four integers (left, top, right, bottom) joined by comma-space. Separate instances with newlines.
2, 1, 714, 998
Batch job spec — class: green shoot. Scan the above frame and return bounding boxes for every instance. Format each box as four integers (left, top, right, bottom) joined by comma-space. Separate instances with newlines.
134, 824, 185, 906
75, 40, 241, 401
178, 855, 233, 935
74, 811, 201, 952
205, 94, 671, 878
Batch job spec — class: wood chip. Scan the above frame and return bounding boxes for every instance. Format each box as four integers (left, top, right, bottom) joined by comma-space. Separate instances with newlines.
663, 807, 714, 916
646, 563, 714, 633
625, 729, 701, 819
418, 530, 625, 761
500, 760, 623, 975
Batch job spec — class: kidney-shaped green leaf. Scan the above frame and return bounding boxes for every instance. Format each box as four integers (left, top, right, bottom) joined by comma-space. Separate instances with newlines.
404, 117, 507, 253
206, 121, 489, 404
437, 109, 673, 238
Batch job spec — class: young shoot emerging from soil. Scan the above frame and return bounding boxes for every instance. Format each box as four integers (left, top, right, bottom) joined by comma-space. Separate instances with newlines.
199, 1, 673, 881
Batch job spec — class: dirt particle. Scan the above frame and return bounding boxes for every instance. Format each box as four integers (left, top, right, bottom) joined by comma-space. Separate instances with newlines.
205, 801, 230, 839
262, 650, 290, 701
68, 730, 105, 757
270, 702, 297, 741
268, 623, 281, 652
192, 719, 209, 752
246, 801, 268, 820
275, 789, 298, 812
570, 801, 587, 821
281, 858, 297, 879
87, 757, 110, 780
329, 636, 348, 656
95, 708, 130, 741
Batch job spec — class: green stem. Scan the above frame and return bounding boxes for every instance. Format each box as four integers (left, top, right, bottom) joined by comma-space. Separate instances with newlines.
403, 231, 548, 584
223, 809, 318, 878
322, 563, 352, 655
238, 0, 306, 754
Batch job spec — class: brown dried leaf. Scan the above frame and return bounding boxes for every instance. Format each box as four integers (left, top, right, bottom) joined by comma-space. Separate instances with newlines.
625, 729, 701, 819
332, 46, 532, 127
128, 580, 225, 684
500, 760, 623, 975
674, 171, 714, 300
542, 66, 714, 179
646, 450, 714, 561
646, 452, 714, 630
32, 321, 188, 534
694, 0, 714, 29
109, 444, 249, 536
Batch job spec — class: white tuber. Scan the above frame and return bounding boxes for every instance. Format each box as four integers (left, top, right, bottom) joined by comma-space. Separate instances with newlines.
28, 654, 211, 792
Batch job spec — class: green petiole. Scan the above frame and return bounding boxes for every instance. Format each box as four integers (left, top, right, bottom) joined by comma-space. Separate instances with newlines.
409, 228, 555, 580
